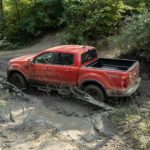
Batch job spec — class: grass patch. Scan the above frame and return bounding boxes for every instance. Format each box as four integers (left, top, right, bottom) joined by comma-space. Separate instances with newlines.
109, 106, 150, 149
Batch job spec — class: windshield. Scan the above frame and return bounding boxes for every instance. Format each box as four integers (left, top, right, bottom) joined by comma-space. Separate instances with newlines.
81, 49, 97, 64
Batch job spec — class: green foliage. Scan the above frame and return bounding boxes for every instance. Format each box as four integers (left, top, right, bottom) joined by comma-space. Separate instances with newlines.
62, 0, 127, 44
0, 0, 64, 50
111, 11, 150, 55
0, 0, 149, 50
124, 0, 150, 13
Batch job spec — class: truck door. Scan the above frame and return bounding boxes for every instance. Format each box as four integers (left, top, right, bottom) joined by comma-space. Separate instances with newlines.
28, 52, 58, 85
44, 52, 79, 85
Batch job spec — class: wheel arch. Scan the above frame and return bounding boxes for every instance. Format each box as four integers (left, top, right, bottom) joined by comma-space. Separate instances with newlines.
7, 70, 27, 82
80, 80, 107, 96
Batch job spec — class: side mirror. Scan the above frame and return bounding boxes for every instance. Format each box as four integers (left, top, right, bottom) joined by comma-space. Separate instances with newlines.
28, 59, 34, 64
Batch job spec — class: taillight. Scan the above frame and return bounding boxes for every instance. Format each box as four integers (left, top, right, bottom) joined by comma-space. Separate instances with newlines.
129, 73, 133, 82
129, 71, 137, 81
121, 75, 129, 88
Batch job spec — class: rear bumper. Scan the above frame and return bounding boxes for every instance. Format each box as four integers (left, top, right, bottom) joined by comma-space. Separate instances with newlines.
106, 77, 141, 97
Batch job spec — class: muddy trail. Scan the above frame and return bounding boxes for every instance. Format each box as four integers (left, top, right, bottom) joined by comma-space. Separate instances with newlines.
0, 34, 150, 150
0, 79, 140, 150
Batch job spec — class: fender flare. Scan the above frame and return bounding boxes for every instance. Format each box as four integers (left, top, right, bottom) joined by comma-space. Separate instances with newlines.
79, 80, 107, 96
7, 70, 27, 82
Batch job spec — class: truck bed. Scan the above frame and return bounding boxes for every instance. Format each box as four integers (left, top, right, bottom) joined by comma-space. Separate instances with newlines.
87, 58, 136, 71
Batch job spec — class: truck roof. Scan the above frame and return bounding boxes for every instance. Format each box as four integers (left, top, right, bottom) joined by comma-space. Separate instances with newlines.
44, 45, 95, 54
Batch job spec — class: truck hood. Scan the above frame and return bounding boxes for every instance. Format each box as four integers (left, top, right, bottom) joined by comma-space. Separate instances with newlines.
10, 54, 36, 63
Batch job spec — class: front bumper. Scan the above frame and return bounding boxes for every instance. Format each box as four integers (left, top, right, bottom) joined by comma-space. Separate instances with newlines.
106, 77, 141, 97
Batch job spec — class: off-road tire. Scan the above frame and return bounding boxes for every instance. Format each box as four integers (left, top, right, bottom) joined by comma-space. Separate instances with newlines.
8, 73, 27, 90
83, 84, 105, 102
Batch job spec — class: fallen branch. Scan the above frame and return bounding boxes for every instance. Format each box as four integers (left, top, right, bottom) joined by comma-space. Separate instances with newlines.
0, 77, 24, 96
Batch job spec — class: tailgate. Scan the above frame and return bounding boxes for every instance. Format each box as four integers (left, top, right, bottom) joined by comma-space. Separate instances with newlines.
128, 61, 139, 85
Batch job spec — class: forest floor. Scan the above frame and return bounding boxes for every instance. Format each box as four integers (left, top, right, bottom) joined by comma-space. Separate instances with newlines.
0, 33, 150, 150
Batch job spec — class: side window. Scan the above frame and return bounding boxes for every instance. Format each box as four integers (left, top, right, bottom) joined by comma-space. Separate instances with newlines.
82, 49, 97, 64
34, 52, 57, 64
57, 53, 74, 66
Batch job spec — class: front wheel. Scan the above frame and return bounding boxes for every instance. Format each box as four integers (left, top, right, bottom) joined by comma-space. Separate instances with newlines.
8, 73, 27, 90
83, 84, 105, 102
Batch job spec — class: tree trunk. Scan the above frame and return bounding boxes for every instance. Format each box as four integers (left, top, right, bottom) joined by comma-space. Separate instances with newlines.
0, 0, 3, 22
13, 0, 20, 21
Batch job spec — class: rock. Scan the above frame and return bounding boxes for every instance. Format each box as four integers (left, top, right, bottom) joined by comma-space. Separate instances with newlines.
0, 114, 9, 124
93, 112, 116, 137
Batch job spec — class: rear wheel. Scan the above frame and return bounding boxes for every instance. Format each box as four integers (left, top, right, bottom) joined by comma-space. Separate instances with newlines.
83, 84, 105, 102
8, 73, 27, 90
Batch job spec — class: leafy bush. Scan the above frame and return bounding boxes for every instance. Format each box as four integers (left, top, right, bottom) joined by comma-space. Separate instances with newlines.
62, 0, 127, 44
0, 0, 149, 50
0, 0, 64, 50
124, 0, 150, 13
111, 11, 150, 55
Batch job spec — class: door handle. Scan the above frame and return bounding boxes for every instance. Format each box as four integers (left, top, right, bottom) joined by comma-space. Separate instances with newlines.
45, 66, 49, 70
66, 69, 73, 72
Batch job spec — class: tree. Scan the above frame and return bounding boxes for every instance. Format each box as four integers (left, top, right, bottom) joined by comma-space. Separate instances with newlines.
0, 0, 3, 22
13, 0, 20, 21
111, 12, 150, 55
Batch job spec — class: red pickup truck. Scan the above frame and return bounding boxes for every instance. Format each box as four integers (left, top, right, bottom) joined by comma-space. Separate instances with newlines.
7, 45, 141, 101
